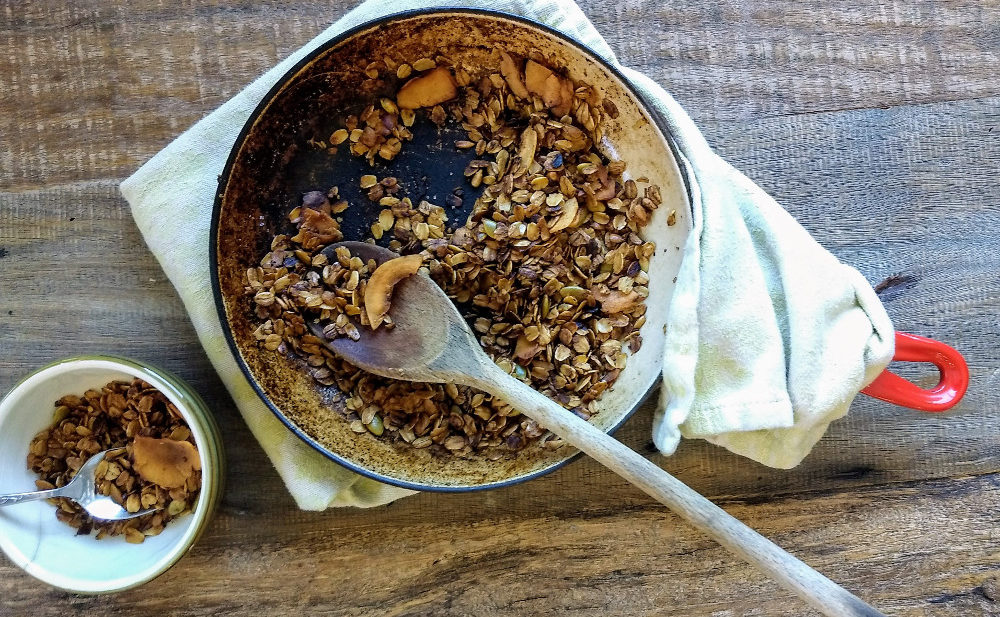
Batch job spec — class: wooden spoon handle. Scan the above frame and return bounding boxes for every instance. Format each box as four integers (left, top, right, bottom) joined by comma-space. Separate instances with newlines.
470, 367, 885, 617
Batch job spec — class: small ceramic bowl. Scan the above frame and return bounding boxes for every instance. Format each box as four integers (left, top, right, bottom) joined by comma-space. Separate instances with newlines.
0, 356, 225, 594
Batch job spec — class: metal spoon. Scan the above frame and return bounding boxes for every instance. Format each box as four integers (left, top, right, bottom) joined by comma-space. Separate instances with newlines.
309, 241, 885, 617
0, 449, 158, 521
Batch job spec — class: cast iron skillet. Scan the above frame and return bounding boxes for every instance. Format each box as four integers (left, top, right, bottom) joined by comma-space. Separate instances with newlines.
211, 8, 693, 491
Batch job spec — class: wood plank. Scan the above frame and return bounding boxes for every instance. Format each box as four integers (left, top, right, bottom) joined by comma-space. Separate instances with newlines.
587, 0, 1000, 122
3, 1, 1000, 615
3, 1, 1000, 189
1, 472, 998, 615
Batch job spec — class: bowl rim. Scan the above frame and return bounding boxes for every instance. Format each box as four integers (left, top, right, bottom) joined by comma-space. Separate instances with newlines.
210, 7, 694, 493
0, 355, 225, 594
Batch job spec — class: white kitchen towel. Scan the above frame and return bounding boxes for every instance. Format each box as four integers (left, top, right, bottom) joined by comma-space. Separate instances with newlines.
120, 0, 895, 508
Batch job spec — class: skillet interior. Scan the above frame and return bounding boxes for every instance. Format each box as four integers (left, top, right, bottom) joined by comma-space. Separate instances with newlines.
213, 9, 692, 490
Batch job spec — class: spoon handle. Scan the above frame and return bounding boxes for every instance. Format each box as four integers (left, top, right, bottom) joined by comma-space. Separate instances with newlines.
470, 366, 885, 617
0, 486, 69, 507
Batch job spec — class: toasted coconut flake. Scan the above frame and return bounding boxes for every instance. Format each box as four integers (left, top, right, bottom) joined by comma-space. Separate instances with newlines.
133, 436, 200, 489
397, 67, 457, 109
524, 60, 553, 96
364, 254, 424, 329
525, 60, 572, 116
593, 288, 640, 314
500, 51, 530, 99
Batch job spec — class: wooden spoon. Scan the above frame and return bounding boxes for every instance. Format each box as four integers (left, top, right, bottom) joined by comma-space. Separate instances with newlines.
310, 241, 885, 617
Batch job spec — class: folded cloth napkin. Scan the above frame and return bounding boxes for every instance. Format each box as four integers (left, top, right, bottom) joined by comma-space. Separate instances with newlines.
120, 0, 895, 508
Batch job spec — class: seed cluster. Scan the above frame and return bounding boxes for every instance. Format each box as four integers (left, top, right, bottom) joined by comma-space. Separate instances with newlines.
323, 99, 414, 165
248, 52, 673, 458
27, 379, 201, 543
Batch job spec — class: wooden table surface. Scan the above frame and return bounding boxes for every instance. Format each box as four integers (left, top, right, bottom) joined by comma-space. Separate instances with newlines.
2, 1, 999, 615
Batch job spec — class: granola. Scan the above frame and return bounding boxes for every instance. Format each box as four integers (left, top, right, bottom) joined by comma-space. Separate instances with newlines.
27, 379, 201, 542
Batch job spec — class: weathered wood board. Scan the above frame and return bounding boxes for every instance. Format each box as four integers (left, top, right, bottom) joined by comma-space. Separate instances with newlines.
2, 1, 998, 614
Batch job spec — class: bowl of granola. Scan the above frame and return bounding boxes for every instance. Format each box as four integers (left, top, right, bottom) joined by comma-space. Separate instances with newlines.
0, 356, 224, 593
212, 9, 691, 490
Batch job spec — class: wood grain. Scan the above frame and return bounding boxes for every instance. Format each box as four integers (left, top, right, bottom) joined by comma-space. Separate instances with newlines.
2, 0, 999, 615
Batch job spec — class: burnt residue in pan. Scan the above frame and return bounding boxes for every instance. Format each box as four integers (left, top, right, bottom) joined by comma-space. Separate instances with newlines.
284, 107, 488, 246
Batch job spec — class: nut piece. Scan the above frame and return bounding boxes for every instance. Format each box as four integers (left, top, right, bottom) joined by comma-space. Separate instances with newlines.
132, 436, 200, 489
499, 51, 529, 99
396, 67, 458, 109
592, 288, 640, 314
524, 60, 572, 116
524, 60, 552, 95
292, 206, 344, 249
363, 254, 424, 329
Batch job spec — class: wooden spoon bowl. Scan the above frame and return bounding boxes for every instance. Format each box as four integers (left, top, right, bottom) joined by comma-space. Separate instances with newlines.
309, 243, 455, 383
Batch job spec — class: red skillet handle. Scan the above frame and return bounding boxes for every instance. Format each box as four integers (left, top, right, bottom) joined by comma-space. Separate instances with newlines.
860, 332, 969, 412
